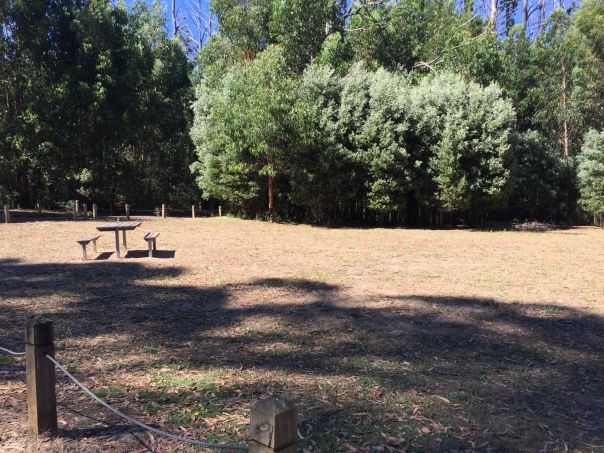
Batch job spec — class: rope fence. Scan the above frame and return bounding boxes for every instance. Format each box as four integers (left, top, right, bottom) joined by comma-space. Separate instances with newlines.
45, 355, 247, 451
1, 317, 298, 452
0, 346, 25, 356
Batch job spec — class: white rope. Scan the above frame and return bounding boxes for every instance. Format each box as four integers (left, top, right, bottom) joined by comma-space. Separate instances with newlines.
46, 355, 248, 451
0, 346, 26, 356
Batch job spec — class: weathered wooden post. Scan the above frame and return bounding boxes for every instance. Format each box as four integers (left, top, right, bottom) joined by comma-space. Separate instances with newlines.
36, 201, 41, 214
249, 396, 297, 453
25, 317, 57, 435
75, 200, 79, 214
162, 204, 166, 219
192, 204, 196, 218
82, 203, 88, 218
92, 203, 97, 220
72, 203, 77, 221
218, 205, 222, 217
125, 203, 130, 221
3, 205, 9, 223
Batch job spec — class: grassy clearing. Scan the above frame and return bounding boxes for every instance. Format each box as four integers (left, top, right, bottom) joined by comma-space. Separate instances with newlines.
0, 216, 603, 452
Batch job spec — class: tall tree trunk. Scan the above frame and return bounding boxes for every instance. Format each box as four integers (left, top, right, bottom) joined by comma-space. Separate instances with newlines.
522, 0, 529, 31
561, 61, 570, 167
267, 174, 274, 222
172, 0, 178, 38
490, 0, 498, 29
537, 0, 545, 33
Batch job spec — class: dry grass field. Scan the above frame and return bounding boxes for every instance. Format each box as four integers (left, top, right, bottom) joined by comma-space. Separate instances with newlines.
1, 215, 603, 452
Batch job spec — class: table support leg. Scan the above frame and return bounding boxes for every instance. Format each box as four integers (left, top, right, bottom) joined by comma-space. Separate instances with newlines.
114, 229, 121, 259
122, 229, 127, 250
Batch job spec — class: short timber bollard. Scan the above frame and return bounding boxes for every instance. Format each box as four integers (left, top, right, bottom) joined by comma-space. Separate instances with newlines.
192, 204, 196, 218
75, 200, 79, 214
25, 317, 57, 435
125, 203, 130, 220
249, 396, 297, 453
92, 203, 97, 220
162, 204, 166, 219
72, 204, 77, 221
3, 205, 9, 223
218, 205, 222, 217
82, 203, 88, 218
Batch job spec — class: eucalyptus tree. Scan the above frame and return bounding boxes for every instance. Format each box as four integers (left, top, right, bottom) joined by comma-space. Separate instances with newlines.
192, 46, 303, 220
577, 129, 604, 226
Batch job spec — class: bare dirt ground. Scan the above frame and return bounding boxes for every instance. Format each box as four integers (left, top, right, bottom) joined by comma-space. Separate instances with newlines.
1, 215, 603, 452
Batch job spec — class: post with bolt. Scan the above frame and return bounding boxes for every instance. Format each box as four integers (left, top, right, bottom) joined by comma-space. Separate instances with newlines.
25, 317, 57, 435
249, 396, 297, 453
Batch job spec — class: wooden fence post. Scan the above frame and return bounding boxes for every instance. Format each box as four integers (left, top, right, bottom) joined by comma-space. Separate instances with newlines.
36, 201, 41, 214
72, 204, 77, 221
25, 317, 57, 435
75, 200, 79, 214
218, 205, 222, 217
249, 396, 297, 453
125, 204, 130, 221
192, 204, 196, 218
92, 203, 97, 220
162, 204, 166, 219
82, 203, 88, 218
3, 205, 9, 223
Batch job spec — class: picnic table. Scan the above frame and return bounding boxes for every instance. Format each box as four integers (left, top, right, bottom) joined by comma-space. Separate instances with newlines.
96, 221, 142, 258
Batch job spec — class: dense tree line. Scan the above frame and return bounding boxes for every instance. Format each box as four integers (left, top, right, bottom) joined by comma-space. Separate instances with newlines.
1, 0, 603, 225
191, 0, 604, 225
0, 0, 196, 210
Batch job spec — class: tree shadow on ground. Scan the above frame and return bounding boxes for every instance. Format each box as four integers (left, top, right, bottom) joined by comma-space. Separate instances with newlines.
0, 258, 602, 451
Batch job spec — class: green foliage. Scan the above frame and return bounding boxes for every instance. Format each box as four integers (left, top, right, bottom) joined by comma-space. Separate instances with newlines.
338, 65, 415, 212
3, 0, 604, 226
346, 0, 426, 70
424, 75, 514, 212
270, 0, 345, 71
574, 0, 604, 61
508, 130, 565, 220
210, 0, 273, 59
191, 46, 304, 216
577, 130, 604, 223
193, 62, 515, 221
315, 32, 353, 74
0, 0, 196, 208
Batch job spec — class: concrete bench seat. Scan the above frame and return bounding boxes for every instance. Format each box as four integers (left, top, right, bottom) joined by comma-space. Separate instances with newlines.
143, 232, 160, 257
77, 234, 100, 260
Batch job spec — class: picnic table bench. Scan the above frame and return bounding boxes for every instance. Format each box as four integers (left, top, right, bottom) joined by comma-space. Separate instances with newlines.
77, 234, 100, 260
143, 232, 160, 257
96, 221, 142, 258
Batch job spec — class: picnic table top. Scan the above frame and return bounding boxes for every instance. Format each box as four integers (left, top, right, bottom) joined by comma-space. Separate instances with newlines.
96, 221, 142, 231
